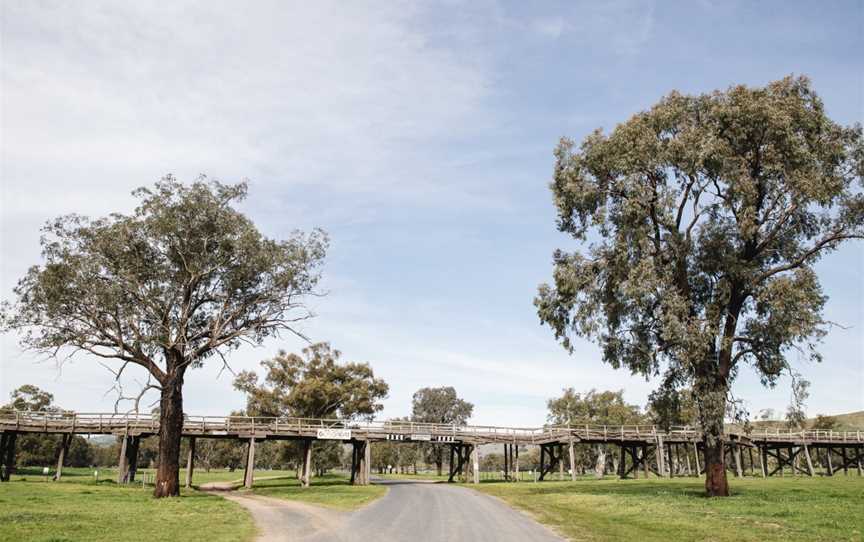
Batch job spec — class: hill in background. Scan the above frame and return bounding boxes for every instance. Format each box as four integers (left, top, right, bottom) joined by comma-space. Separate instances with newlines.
750, 411, 864, 431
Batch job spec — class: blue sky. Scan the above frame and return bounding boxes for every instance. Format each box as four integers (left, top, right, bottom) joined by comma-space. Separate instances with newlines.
1, 1, 862, 426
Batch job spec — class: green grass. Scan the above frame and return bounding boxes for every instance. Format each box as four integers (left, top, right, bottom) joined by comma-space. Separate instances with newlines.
375, 472, 449, 481
186, 467, 297, 485
15, 466, 296, 486
251, 473, 387, 510
0, 475, 256, 542
469, 476, 864, 541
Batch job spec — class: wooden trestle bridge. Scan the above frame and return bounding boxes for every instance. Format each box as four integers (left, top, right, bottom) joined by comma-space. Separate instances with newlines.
1, 410, 862, 486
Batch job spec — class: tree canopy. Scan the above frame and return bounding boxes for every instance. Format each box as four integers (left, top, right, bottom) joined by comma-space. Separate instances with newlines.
234, 342, 389, 420
1, 385, 93, 469
546, 388, 644, 426
411, 386, 473, 475
535, 76, 863, 496
1, 176, 328, 497
2, 384, 56, 413
411, 386, 474, 425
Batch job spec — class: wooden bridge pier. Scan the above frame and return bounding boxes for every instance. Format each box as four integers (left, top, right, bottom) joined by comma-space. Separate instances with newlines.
761, 445, 810, 477
300, 438, 313, 487
818, 445, 863, 476
349, 440, 371, 485
185, 437, 196, 488
446, 442, 478, 483
616, 443, 652, 479
503, 443, 512, 481
503, 443, 522, 481
53, 433, 73, 481
0, 432, 17, 482
243, 437, 256, 489
117, 435, 140, 484
654, 435, 666, 476
538, 442, 563, 481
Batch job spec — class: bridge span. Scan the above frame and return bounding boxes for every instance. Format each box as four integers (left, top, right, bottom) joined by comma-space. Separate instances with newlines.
2, 410, 861, 486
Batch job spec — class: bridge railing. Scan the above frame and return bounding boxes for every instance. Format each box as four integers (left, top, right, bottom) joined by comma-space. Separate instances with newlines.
747, 427, 863, 443
2, 411, 861, 443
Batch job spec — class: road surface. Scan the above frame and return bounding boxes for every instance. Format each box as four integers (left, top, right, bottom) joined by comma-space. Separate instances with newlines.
213, 479, 564, 542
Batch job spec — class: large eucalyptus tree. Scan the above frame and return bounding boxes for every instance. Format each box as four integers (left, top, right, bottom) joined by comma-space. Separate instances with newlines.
1, 177, 328, 497
535, 76, 863, 496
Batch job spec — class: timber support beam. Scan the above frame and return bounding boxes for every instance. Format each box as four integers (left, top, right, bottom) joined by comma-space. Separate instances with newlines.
116, 435, 140, 484
185, 436, 196, 488
0, 432, 17, 482
243, 437, 256, 489
763, 445, 810, 477
53, 433, 73, 481
350, 440, 370, 485
818, 445, 863, 476
447, 443, 471, 483
539, 442, 563, 481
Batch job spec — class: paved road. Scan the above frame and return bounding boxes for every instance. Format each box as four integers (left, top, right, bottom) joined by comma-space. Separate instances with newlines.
215, 479, 564, 542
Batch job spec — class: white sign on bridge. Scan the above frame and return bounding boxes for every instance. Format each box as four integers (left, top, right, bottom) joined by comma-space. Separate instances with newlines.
317, 428, 352, 440
411, 434, 432, 441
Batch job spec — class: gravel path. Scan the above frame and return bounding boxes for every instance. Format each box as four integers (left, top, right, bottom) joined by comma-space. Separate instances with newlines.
208, 479, 564, 542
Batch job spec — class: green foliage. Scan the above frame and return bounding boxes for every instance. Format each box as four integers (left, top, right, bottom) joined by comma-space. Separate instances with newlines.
785, 377, 811, 429
1, 175, 328, 396
411, 387, 474, 425
547, 388, 644, 426
411, 387, 474, 473
535, 76, 863, 490
372, 435, 419, 473
3, 385, 55, 413
810, 414, 839, 431
1, 385, 95, 468
1, 177, 328, 495
647, 382, 700, 430
234, 342, 389, 420
547, 388, 646, 476
538, 75, 862, 383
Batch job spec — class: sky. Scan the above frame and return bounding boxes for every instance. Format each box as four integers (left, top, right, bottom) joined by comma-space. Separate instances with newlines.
1, 0, 862, 427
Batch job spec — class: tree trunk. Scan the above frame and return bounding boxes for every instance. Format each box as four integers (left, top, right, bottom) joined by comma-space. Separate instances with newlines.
594, 445, 606, 479
301, 439, 312, 487
696, 374, 729, 497
154, 375, 184, 498
435, 459, 443, 477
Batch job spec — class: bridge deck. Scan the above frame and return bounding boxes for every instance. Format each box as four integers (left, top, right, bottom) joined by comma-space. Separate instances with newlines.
2, 411, 862, 447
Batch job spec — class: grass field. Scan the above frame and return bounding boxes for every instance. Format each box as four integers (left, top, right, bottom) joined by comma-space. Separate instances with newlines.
375, 472, 449, 481
13, 465, 297, 486
0, 474, 256, 542
469, 476, 864, 542
251, 472, 387, 510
